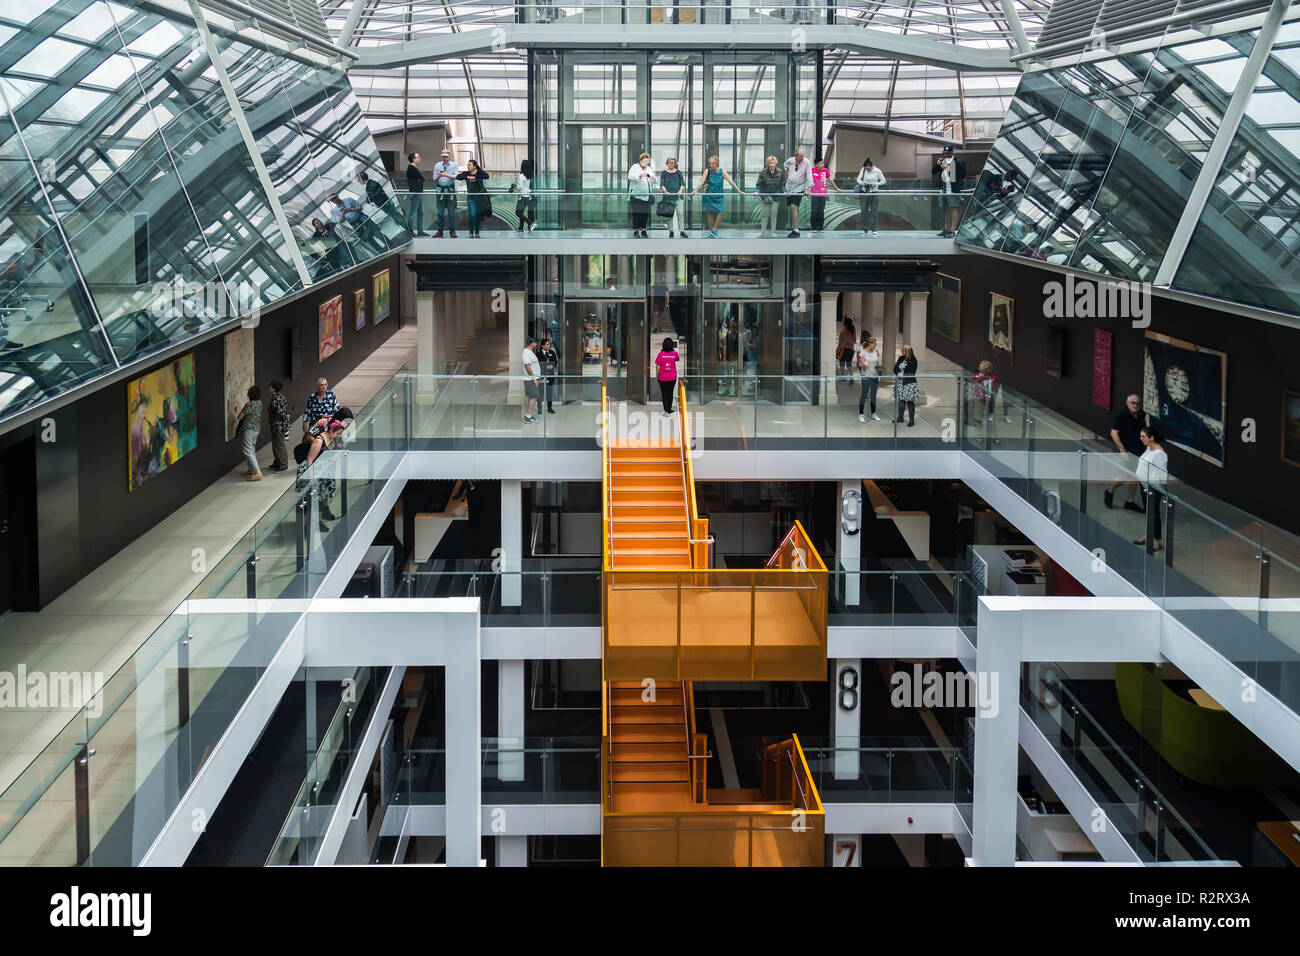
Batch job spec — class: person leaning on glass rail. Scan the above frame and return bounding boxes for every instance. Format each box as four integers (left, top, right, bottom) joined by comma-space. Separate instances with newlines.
659, 157, 687, 238
755, 156, 785, 237
855, 158, 886, 235
627, 152, 657, 238
695, 155, 745, 238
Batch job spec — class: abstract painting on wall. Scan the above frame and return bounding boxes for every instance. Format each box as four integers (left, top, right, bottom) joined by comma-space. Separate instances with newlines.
931, 273, 960, 343
988, 292, 1013, 358
1143, 331, 1227, 467
128, 352, 198, 492
1283, 389, 1300, 469
319, 295, 343, 362
354, 288, 366, 331
223, 327, 255, 441
373, 268, 390, 324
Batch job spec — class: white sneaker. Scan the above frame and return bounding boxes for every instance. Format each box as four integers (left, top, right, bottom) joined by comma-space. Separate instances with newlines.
871, 413, 882, 422
858, 414, 865, 423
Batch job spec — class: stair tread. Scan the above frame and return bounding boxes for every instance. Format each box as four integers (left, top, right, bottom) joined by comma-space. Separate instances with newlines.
610, 745, 689, 761
609, 728, 687, 743
610, 764, 689, 782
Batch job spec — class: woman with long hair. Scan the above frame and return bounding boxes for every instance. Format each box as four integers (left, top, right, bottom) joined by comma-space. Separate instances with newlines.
455, 158, 490, 238
510, 158, 536, 232
893, 344, 919, 427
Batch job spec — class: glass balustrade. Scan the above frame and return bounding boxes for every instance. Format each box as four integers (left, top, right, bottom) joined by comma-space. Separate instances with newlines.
387, 186, 969, 237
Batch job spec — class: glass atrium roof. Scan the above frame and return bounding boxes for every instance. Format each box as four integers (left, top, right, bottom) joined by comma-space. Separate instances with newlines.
320, 1, 1052, 157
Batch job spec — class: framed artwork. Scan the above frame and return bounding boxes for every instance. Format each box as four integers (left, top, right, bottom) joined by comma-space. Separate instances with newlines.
319, 295, 343, 362
988, 292, 1013, 358
223, 327, 255, 441
1282, 389, 1300, 469
373, 268, 390, 323
354, 288, 366, 331
1092, 328, 1112, 409
931, 273, 961, 343
127, 352, 198, 492
1142, 331, 1227, 468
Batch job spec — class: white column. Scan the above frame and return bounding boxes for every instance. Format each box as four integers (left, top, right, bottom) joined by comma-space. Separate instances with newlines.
467, 290, 480, 339
416, 291, 439, 402
904, 292, 928, 359
838, 479, 861, 605
819, 291, 838, 397
971, 597, 1021, 866
882, 292, 900, 363
501, 479, 522, 607
830, 835, 862, 867
495, 835, 528, 867
455, 292, 471, 353
832, 659, 862, 781
497, 659, 525, 782
865, 291, 885, 345
444, 616, 482, 867
507, 290, 525, 404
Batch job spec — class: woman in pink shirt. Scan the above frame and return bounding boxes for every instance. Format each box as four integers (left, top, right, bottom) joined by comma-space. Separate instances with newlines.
654, 337, 680, 415
810, 157, 831, 232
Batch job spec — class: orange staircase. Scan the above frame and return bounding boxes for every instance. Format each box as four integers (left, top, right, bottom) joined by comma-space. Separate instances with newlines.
607, 442, 692, 570
605, 680, 691, 811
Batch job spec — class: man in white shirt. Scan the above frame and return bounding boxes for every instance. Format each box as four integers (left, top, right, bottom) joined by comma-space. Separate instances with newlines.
783, 149, 811, 237
522, 337, 542, 423
431, 149, 459, 237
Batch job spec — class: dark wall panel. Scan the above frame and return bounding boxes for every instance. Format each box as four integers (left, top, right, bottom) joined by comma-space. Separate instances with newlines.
25, 256, 402, 607
926, 253, 1300, 535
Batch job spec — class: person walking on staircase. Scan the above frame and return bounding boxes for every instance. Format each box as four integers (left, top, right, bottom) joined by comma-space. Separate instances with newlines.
654, 337, 680, 415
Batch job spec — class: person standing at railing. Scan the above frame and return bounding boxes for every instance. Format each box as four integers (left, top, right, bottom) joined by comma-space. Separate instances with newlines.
539, 336, 559, 414
509, 159, 536, 232
627, 152, 657, 238
972, 360, 1003, 426
405, 151, 426, 236
856, 335, 882, 423
659, 156, 687, 237
893, 344, 919, 428
855, 158, 886, 235
1133, 426, 1169, 553
431, 149, 459, 238
694, 156, 744, 238
654, 336, 680, 416
809, 156, 831, 232
933, 146, 966, 238
521, 336, 542, 424
783, 148, 811, 237
755, 155, 785, 236
456, 159, 490, 239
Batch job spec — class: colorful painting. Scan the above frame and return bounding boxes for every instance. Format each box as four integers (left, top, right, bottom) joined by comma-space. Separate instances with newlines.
931, 273, 960, 343
1283, 389, 1300, 469
223, 327, 255, 441
373, 268, 390, 324
1092, 328, 1112, 409
319, 295, 343, 362
354, 289, 366, 331
1143, 331, 1227, 468
988, 292, 1013, 358
128, 353, 198, 492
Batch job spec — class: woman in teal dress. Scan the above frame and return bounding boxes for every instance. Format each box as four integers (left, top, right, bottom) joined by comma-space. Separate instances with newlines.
694, 155, 745, 238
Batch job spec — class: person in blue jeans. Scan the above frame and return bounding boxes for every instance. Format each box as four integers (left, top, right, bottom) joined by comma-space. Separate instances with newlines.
431, 149, 459, 237
456, 159, 491, 238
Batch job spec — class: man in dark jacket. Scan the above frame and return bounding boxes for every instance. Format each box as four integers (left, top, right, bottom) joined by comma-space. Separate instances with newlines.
932, 146, 967, 238
405, 152, 426, 235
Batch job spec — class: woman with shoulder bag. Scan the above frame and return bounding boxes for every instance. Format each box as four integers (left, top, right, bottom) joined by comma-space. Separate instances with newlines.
628, 153, 656, 238
893, 344, 919, 427
295, 418, 347, 532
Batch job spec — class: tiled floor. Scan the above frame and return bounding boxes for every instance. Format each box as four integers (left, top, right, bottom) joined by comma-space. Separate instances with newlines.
0, 325, 417, 802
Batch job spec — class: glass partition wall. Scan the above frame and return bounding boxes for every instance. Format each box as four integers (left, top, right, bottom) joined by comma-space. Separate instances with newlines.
531, 48, 818, 233
537, 254, 829, 406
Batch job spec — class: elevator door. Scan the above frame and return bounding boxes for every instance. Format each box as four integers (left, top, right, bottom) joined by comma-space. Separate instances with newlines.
563, 299, 648, 404
563, 125, 647, 229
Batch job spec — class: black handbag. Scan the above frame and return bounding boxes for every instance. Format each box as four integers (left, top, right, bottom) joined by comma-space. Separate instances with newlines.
656, 198, 676, 218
